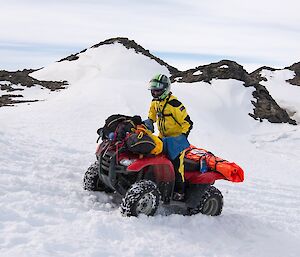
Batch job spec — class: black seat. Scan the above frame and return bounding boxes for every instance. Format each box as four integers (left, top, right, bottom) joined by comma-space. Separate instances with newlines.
184, 158, 199, 172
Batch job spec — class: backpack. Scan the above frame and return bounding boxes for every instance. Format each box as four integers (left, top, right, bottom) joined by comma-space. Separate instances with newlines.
126, 132, 156, 155
99, 114, 142, 140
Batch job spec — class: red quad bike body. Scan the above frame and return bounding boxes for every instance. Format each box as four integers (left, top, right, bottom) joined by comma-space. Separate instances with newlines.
83, 139, 244, 217
126, 154, 226, 184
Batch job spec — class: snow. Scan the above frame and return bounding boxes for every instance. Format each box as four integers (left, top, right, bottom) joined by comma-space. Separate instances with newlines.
32, 43, 170, 83
260, 69, 300, 123
192, 70, 202, 76
174, 76, 183, 82
220, 65, 229, 69
0, 43, 300, 257
0, 81, 11, 85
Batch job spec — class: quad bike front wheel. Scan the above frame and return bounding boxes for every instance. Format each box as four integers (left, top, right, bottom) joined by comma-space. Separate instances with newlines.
83, 161, 114, 193
120, 180, 160, 217
188, 185, 223, 216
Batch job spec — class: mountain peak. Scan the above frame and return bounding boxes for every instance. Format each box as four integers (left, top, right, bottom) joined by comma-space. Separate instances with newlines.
58, 37, 179, 75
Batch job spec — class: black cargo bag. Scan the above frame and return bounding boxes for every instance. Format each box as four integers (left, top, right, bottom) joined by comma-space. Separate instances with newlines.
99, 114, 142, 139
126, 132, 156, 155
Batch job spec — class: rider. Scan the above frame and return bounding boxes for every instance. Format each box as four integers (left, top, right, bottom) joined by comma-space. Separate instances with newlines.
144, 74, 193, 200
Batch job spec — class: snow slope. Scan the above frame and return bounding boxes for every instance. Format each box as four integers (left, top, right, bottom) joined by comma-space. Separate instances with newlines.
259, 68, 300, 123
0, 43, 300, 257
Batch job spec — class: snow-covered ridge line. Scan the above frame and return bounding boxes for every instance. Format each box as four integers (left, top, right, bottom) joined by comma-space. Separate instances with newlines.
0, 37, 299, 125
58, 37, 179, 75
171, 59, 297, 125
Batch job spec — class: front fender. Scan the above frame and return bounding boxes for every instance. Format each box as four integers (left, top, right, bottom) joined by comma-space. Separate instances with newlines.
127, 155, 175, 182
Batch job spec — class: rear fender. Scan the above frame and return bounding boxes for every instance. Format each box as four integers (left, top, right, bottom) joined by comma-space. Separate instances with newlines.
184, 171, 226, 184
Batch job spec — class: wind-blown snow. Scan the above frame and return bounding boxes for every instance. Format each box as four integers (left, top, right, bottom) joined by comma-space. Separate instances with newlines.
0, 43, 299, 257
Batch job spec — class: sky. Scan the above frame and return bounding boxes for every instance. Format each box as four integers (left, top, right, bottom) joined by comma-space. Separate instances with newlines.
0, 0, 300, 72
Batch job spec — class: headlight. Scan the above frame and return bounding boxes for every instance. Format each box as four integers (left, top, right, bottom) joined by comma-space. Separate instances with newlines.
120, 158, 137, 166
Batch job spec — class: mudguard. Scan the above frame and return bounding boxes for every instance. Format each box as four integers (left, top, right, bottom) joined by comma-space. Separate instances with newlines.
184, 171, 226, 184
127, 155, 175, 182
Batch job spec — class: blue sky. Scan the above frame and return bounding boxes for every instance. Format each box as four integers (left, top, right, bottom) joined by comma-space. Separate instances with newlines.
1, 0, 299, 72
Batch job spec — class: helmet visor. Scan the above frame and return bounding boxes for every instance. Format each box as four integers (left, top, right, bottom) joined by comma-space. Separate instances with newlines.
151, 89, 164, 98
148, 79, 167, 90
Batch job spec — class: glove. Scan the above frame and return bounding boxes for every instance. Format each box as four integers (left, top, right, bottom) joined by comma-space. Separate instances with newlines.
143, 119, 154, 133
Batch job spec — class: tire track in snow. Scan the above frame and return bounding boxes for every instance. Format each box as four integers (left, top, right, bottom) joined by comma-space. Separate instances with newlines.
1, 129, 300, 257
217, 178, 300, 237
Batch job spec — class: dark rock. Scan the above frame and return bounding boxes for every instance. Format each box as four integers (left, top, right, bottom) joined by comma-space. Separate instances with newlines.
249, 83, 296, 125
0, 94, 39, 107
0, 69, 68, 106
59, 54, 80, 62
249, 66, 279, 84
1, 83, 24, 92
171, 60, 255, 85
0, 69, 67, 91
285, 62, 300, 86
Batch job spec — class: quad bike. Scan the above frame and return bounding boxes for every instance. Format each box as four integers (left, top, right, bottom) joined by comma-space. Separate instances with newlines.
83, 131, 243, 217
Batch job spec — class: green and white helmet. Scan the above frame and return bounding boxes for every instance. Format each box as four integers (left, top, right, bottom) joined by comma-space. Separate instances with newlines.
148, 74, 171, 100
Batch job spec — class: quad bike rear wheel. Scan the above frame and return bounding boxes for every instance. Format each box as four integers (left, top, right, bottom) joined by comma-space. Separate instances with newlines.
83, 161, 114, 193
188, 185, 223, 216
120, 180, 160, 217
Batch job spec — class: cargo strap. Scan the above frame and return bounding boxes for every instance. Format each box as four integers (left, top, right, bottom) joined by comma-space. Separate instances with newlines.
185, 147, 226, 172
156, 95, 181, 135
206, 154, 226, 172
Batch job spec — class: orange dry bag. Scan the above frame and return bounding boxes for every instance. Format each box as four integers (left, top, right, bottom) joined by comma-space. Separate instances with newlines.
185, 145, 244, 182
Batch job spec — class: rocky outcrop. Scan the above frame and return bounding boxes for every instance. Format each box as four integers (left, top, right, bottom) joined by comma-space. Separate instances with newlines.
0, 69, 67, 90
0, 69, 67, 107
249, 83, 296, 124
171, 60, 296, 125
0, 94, 39, 107
59, 37, 179, 75
285, 62, 300, 86
249, 66, 278, 84
171, 60, 253, 85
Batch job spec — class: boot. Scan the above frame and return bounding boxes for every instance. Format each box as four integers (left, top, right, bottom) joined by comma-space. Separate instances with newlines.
173, 192, 185, 201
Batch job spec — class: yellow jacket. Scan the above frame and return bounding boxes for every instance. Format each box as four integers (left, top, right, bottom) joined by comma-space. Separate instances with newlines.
148, 94, 193, 138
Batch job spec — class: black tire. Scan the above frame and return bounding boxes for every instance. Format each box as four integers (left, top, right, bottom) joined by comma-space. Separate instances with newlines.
188, 186, 223, 216
120, 180, 160, 217
83, 161, 113, 192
